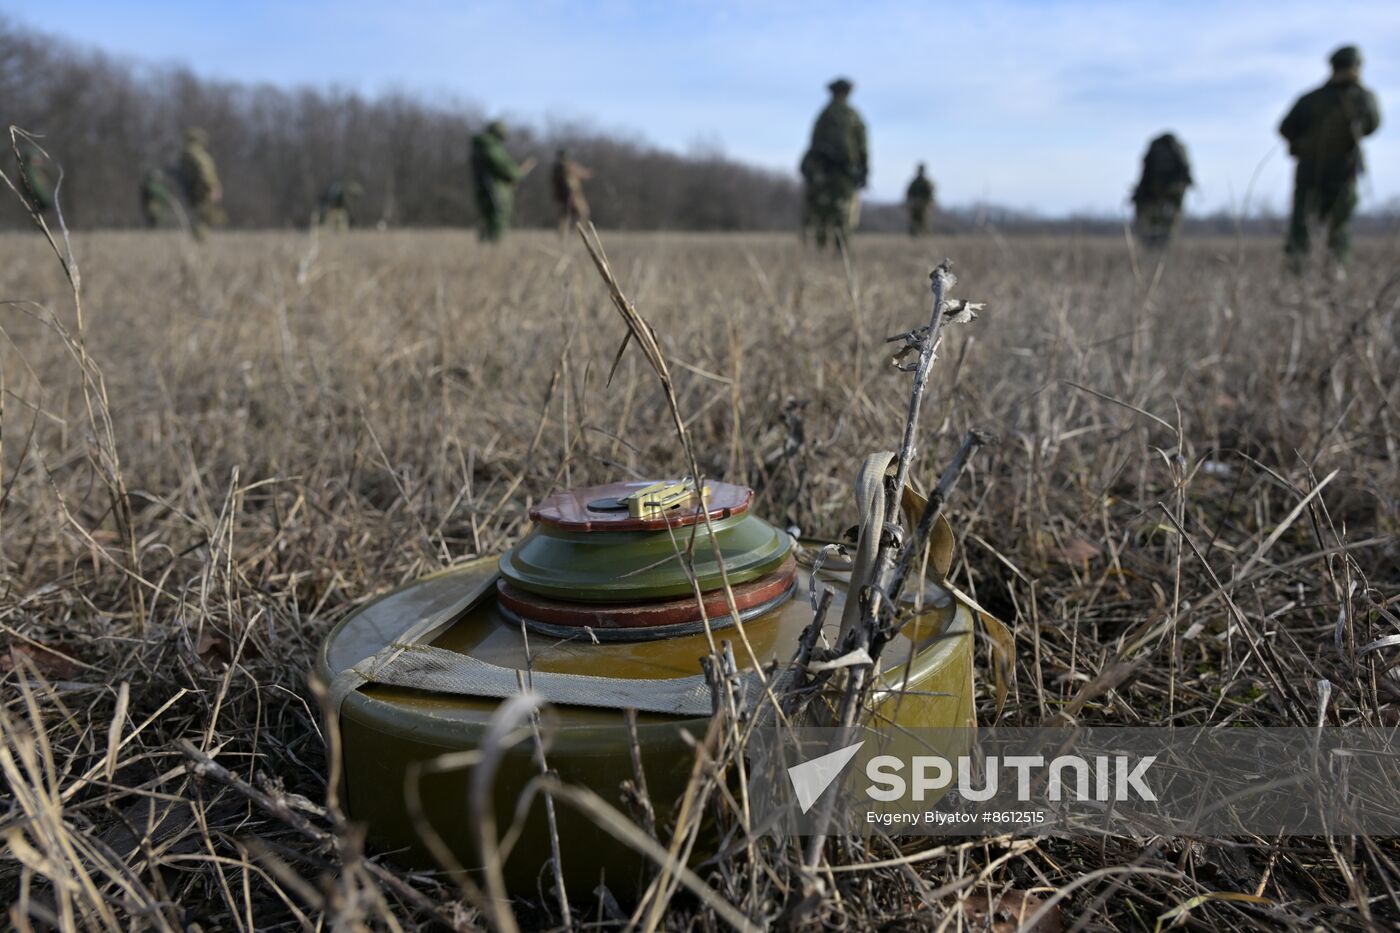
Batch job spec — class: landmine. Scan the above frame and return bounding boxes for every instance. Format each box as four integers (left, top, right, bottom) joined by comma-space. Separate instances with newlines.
317, 479, 975, 893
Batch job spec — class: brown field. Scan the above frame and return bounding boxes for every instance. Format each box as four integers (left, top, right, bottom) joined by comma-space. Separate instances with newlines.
2, 227, 1398, 929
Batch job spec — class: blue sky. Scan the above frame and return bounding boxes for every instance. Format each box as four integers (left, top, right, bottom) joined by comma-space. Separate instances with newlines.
9, 0, 1399, 216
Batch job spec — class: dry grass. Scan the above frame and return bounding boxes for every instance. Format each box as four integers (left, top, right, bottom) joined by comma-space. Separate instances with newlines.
1, 226, 1398, 930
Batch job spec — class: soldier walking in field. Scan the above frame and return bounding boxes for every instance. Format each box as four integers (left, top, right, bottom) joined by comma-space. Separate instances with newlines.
177, 128, 224, 240
905, 163, 935, 237
551, 148, 593, 235
470, 121, 533, 243
800, 78, 868, 250
317, 180, 362, 231
18, 146, 55, 219
139, 168, 175, 228
1279, 45, 1381, 276
1131, 133, 1193, 247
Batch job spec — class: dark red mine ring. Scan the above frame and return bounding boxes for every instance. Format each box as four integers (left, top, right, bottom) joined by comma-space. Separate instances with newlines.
496, 556, 797, 629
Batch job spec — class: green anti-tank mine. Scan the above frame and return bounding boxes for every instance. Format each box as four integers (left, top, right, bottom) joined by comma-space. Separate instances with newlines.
316, 478, 976, 895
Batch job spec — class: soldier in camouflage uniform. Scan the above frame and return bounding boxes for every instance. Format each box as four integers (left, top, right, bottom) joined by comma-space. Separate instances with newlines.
317, 180, 362, 231
176, 128, 224, 240
800, 78, 868, 250
470, 121, 529, 242
551, 148, 594, 235
18, 147, 55, 219
1280, 45, 1381, 274
905, 163, 935, 237
140, 168, 175, 228
1131, 133, 1193, 247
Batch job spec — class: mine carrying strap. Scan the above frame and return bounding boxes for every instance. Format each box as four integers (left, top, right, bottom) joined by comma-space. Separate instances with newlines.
327, 571, 781, 719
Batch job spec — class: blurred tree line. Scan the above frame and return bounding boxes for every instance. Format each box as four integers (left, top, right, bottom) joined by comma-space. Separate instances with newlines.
4, 19, 1394, 236
0, 19, 802, 231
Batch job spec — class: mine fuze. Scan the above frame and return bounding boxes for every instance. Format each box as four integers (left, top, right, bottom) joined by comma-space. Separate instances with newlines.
499, 480, 793, 638
318, 477, 975, 893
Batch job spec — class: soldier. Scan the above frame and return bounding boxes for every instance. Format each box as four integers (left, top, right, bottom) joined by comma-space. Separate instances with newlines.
18, 147, 55, 219
139, 168, 175, 228
176, 128, 224, 240
317, 180, 362, 231
905, 163, 935, 237
551, 148, 593, 235
1131, 133, 1193, 247
799, 77, 868, 250
470, 121, 533, 242
1280, 45, 1381, 275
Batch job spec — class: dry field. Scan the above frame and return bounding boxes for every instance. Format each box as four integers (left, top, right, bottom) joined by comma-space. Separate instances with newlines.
2, 226, 1398, 930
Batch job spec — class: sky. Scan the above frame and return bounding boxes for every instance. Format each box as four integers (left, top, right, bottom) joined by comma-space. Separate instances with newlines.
8, 0, 1400, 217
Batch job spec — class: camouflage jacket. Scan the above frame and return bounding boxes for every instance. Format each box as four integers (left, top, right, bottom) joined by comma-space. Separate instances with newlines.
141, 169, 172, 203
1134, 135, 1192, 203
178, 143, 221, 202
803, 101, 868, 187
905, 174, 934, 205
471, 131, 520, 189
1280, 78, 1381, 179
320, 181, 357, 210
552, 158, 583, 201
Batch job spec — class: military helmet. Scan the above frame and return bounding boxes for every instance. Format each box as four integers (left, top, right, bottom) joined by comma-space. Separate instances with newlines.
186, 127, 208, 145
828, 77, 854, 94
1330, 45, 1361, 71
486, 120, 507, 139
